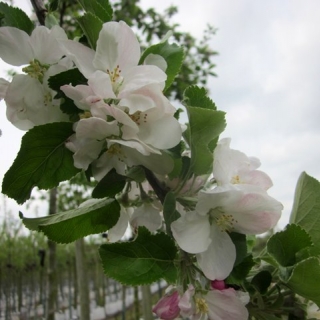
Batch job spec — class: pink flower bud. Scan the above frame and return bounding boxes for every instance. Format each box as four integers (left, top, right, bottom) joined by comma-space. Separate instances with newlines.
211, 280, 227, 290
152, 290, 180, 320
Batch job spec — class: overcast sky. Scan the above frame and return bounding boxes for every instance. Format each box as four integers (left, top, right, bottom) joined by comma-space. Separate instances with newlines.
1, 0, 320, 228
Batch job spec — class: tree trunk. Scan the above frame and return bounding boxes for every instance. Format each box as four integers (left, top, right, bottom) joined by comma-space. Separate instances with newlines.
75, 238, 90, 320
46, 188, 58, 320
141, 285, 153, 320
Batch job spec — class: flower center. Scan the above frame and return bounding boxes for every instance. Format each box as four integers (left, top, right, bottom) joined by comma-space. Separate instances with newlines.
129, 111, 148, 126
196, 298, 208, 314
107, 65, 123, 95
22, 59, 49, 83
107, 143, 126, 162
209, 207, 237, 232
231, 174, 241, 184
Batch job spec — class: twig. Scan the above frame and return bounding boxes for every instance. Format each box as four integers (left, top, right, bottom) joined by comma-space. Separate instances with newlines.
30, 0, 47, 25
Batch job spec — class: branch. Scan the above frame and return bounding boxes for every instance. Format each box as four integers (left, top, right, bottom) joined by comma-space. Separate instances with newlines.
143, 167, 169, 204
30, 0, 47, 25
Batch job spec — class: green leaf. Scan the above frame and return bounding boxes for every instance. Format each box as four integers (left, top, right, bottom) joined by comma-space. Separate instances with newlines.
125, 166, 146, 183
92, 169, 126, 198
20, 198, 120, 243
183, 86, 217, 111
48, 68, 87, 115
0, 2, 34, 35
229, 232, 247, 266
184, 86, 226, 175
140, 41, 184, 92
78, 0, 112, 23
267, 224, 313, 267
48, 68, 88, 94
286, 257, 320, 307
163, 192, 180, 237
99, 227, 178, 285
77, 12, 103, 49
227, 254, 255, 285
48, 0, 59, 12
2, 122, 80, 204
290, 172, 320, 251
251, 270, 272, 294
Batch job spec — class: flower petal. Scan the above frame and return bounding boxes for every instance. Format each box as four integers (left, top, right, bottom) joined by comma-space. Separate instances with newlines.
171, 211, 211, 254
108, 207, 129, 242
196, 224, 236, 280
93, 21, 140, 72
0, 27, 33, 65
205, 288, 249, 320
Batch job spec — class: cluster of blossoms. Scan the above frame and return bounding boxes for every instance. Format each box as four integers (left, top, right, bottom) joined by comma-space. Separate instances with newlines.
0, 21, 182, 180
0, 17, 283, 320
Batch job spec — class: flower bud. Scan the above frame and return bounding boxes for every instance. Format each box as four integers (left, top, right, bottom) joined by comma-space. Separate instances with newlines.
152, 290, 180, 320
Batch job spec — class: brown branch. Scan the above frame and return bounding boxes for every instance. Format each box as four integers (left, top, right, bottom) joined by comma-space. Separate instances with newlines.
30, 0, 47, 25
143, 167, 169, 204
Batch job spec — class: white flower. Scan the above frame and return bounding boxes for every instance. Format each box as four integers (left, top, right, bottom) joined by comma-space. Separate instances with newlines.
172, 184, 282, 280
213, 138, 273, 190
63, 21, 167, 111
0, 25, 67, 67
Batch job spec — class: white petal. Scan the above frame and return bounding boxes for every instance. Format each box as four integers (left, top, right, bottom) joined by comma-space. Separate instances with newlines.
88, 70, 116, 99
94, 21, 140, 72
30, 26, 65, 64
205, 289, 249, 320
108, 207, 129, 242
138, 116, 182, 149
61, 84, 95, 110
0, 78, 9, 100
144, 53, 167, 72
119, 93, 155, 113
61, 40, 96, 78
130, 203, 162, 232
120, 65, 166, 95
76, 117, 119, 140
171, 211, 211, 254
0, 27, 33, 65
196, 225, 236, 280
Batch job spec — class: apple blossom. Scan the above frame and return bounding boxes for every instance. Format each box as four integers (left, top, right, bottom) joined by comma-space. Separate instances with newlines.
213, 138, 273, 190
172, 184, 282, 280
0, 78, 9, 100
153, 288, 180, 320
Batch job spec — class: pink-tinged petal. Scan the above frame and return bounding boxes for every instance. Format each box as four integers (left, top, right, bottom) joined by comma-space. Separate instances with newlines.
152, 290, 180, 320
108, 207, 129, 242
76, 118, 119, 140
224, 186, 283, 234
238, 169, 273, 190
0, 78, 9, 100
88, 70, 116, 99
94, 21, 140, 72
171, 211, 211, 254
211, 280, 227, 290
120, 65, 166, 95
196, 224, 236, 280
0, 27, 33, 65
61, 40, 96, 78
61, 84, 95, 110
30, 26, 65, 64
205, 289, 249, 320
179, 285, 195, 318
